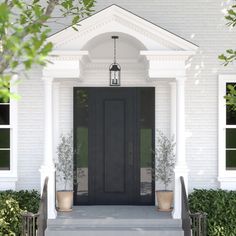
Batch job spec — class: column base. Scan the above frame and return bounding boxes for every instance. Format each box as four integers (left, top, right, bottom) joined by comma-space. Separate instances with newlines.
172, 165, 188, 219
39, 165, 57, 219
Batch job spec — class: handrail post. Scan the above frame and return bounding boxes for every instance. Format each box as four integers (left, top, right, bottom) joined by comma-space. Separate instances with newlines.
180, 176, 191, 236
21, 177, 49, 236
180, 176, 207, 236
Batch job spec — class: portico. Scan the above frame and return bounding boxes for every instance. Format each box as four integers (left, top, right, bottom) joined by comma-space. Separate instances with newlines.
39, 5, 198, 219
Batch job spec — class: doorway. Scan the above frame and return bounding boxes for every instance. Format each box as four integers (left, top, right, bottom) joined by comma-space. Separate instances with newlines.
74, 87, 155, 205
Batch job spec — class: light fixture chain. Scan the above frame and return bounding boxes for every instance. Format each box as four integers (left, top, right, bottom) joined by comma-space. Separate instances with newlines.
114, 37, 116, 64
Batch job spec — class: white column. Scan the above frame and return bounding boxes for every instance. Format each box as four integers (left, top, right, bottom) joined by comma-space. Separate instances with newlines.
172, 77, 188, 219
169, 82, 176, 140
39, 77, 57, 219
53, 82, 60, 164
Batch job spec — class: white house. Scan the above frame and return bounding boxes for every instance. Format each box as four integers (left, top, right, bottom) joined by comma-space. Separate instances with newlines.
1, 0, 236, 225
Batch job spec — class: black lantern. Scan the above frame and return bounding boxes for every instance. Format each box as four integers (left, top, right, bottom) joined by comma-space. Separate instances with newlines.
109, 36, 121, 86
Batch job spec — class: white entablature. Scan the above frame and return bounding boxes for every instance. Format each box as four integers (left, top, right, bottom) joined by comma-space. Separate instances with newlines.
45, 4, 198, 79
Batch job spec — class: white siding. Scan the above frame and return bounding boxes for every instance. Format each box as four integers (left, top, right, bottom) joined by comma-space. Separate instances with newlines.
17, 68, 44, 190
12, 0, 236, 191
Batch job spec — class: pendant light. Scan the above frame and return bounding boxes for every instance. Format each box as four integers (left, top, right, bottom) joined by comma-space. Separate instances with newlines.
109, 36, 121, 86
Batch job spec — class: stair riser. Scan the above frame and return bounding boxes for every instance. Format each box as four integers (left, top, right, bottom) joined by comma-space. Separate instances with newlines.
46, 230, 184, 236
47, 219, 182, 228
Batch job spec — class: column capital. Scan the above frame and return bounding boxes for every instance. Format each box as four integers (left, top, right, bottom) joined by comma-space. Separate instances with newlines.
169, 81, 176, 86
176, 76, 186, 82
42, 77, 54, 83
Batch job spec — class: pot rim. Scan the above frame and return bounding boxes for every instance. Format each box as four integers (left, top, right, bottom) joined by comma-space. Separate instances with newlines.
155, 190, 173, 192
57, 190, 73, 192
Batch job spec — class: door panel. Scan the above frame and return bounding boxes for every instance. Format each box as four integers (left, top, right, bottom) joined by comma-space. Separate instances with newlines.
104, 100, 125, 193
90, 88, 136, 204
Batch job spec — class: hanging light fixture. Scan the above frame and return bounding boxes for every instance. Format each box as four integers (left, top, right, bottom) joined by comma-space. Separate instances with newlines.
109, 36, 121, 86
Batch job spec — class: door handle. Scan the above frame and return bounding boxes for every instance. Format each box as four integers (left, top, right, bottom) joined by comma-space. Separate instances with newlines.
128, 142, 133, 165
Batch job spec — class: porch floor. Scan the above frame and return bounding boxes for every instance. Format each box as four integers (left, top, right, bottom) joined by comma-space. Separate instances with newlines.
56, 205, 172, 220
46, 206, 183, 236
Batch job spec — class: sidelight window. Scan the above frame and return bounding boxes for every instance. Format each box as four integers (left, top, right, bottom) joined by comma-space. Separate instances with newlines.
139, 88, 155, 201
74, 88, 89, 203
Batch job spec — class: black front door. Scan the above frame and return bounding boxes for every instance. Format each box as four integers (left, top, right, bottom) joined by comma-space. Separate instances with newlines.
74, 87, 155, 205
89, 88, 138, 204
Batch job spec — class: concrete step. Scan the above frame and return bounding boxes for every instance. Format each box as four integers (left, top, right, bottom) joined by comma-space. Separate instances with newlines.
47, 218, 182, 227
45, 206, 184, 236
46, 227, 183, 236
46, 219, 184, 236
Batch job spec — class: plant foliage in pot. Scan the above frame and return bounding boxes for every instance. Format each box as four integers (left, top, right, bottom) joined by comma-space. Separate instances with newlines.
154, 130, 175, 211
55, 132, 74, 212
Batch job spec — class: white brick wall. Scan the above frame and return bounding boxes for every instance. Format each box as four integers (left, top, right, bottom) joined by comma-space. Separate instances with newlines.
11, 0, 236, 192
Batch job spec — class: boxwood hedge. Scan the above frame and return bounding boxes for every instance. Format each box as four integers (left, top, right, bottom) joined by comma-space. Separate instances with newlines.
189, 189, 236, 236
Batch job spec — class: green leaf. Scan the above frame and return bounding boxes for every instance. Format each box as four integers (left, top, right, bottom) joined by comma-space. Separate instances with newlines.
23, 60, 32, 69
11, 61, 19, 69
218, 54, 226, 60
40, 42, 53, 56
0, 3, 10, 21
72, 15, 80, 25
228, 9, 236, 16
33, 4, 43, 17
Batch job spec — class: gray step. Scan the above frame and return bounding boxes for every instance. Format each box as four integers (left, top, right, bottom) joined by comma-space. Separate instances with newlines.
46, 219, 184, 236
46, 227, 184, 236
46, 206, 184, 236
46, 226, 184, 236
47, 218, 182, 227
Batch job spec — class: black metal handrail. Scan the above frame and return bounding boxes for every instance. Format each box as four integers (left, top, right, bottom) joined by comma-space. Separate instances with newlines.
37, 176, 48, 236
21, 212, 39, 236
190, 212, 207, 236
180, 176, 191, 236
180, 176, 207, 236
22, 177, 48, 236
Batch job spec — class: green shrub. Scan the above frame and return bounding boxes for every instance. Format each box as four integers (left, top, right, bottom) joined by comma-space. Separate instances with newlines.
0, 190, 40, 213
189, 189, 236, 236
0, 190, 40, 235
0, 218, 15, 236
0, 197, 22, 236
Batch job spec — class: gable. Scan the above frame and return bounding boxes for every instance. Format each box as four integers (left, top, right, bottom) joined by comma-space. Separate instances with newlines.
47, 5, 198, 52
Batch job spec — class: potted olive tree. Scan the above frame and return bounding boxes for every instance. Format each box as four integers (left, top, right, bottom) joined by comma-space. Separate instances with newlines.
55, 132, 74, 212
154, 130, 175, 211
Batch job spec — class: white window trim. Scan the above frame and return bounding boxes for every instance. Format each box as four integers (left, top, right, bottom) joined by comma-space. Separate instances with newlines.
218, 74, 236, 189
0, 78, 18, 187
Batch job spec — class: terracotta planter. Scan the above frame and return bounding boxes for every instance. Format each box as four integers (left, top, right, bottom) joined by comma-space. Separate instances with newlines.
57, 190, 73, 212
156, 190, 173, 211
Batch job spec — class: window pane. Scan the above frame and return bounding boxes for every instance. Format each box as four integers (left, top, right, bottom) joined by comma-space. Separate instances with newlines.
77, 127, 88, 195
140, 128, 152, 196
0, 150, 10, 170
0, 129, 10, 148
74, 88, 89, 202
0, 96, 10, 104
226, 83, 236, 125
139, 88, 154, 199
0, 105, 10, 125
226, 129, 236, 148
226, 150, 236, 170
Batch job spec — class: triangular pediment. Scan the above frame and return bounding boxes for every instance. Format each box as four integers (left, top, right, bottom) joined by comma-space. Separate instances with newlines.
48, 5, 198, 52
